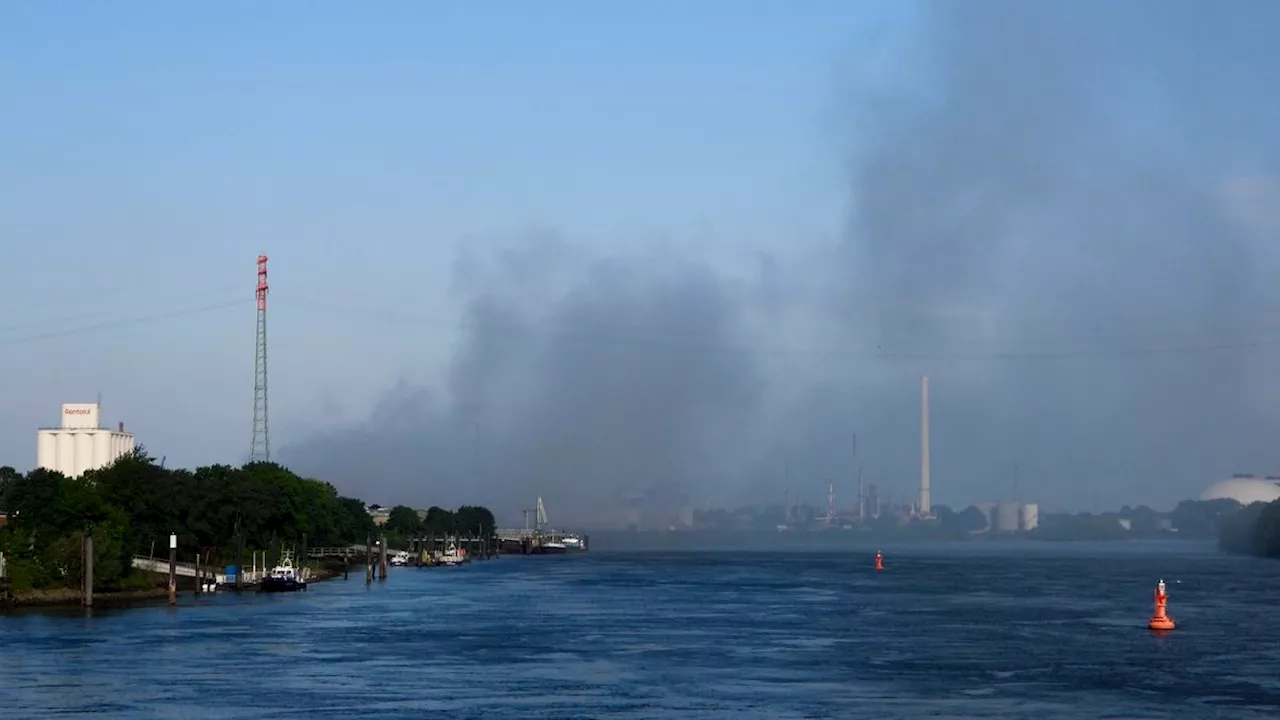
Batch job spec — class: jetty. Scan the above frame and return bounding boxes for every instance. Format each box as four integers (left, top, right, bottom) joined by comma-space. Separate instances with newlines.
494, 497, 588, 554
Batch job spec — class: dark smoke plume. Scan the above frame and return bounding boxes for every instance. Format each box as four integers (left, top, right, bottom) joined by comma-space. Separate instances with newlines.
283, 1, 1280, 521
284, 237, 765, 525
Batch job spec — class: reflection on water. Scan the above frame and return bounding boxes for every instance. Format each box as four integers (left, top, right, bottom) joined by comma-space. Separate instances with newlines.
2, 541, 1278, 718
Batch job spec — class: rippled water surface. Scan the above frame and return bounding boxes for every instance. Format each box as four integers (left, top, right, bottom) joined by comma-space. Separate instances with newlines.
3, 542, 1279, 718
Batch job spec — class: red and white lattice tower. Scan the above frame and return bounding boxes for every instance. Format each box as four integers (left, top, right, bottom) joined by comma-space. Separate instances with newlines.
249, 254, 270, 463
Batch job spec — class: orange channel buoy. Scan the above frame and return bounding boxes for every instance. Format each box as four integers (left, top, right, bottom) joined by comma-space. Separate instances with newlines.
874, 551, 884, 571
1147, 579, 1175, 631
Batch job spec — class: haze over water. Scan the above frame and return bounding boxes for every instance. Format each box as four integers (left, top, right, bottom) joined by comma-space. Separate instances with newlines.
3, 543, 1278, 718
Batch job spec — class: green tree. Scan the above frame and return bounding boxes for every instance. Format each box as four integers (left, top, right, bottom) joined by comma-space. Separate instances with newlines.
0, 449, 495, 593
385, 505, 424, 536
422, 506, 456, 535
951, 505, 990, 533
454, 505, 496, 536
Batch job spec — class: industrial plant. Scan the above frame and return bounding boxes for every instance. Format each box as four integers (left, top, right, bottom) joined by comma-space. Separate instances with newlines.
36, 402, 135, 478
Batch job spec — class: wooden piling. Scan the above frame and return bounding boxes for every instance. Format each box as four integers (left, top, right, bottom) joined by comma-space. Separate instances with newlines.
235, 535, 245, 591
83, 532, 94, 608
365, 535, 373, 584
195, 553, 201, 596
378, 534, 388, 580
168, 534, 177, 606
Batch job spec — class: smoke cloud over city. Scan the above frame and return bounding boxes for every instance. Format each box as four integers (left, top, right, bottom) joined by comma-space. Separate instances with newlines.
281, 1, 1280, 524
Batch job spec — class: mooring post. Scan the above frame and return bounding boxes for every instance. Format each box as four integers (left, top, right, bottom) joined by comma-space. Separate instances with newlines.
195, 553, 201, 596
379, 534, 389, 580
365, 535, 373, 584
168, 533, 177, 606
83, 531, 94, 609
236, 535, 245, 591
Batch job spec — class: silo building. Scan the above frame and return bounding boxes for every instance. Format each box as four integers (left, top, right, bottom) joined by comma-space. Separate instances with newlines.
36, 402, 135, 478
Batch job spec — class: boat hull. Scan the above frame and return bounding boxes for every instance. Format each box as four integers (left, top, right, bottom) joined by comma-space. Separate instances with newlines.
260, 578, 307, 593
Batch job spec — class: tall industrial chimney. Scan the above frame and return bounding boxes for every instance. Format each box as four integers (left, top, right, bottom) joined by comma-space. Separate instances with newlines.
920, 375, 931, 516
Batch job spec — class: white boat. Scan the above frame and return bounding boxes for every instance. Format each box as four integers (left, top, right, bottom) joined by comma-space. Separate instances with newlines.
260, 550, 307, 593
439, 542, 466, 566
561, 535, 585, 551
536, 541, 567, 555
390, 551, 409, 566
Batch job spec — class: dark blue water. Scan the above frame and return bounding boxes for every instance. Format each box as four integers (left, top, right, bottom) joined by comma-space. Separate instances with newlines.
2, 541, 1278, 718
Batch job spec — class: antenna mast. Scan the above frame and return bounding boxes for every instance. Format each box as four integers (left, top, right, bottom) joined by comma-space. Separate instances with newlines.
858, 464, 865, 521
250, 254, 270, 463
920, 374, 931, 517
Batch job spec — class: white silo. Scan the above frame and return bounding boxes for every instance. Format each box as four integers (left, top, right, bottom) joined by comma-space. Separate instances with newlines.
996, 501, 1019, 533
36, 402, 136, 478
1019, 503, 1039, 532
974, 502, 997, 531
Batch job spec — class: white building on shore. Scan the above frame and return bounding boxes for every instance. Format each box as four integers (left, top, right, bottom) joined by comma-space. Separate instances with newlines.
36, 402, 135, 478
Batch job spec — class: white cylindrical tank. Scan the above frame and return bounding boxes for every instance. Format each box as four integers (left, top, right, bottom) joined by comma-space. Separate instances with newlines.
37, 431, 57, 471
974, 502, 997, 531
94, 432, 110, 470
1019, 503, 1039, 532
996, 501, 1019, 533
75, 432, 93, 477
57, 432, 74, 477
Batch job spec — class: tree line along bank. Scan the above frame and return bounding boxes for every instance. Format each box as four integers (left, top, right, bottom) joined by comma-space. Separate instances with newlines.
0, 447, 496, 595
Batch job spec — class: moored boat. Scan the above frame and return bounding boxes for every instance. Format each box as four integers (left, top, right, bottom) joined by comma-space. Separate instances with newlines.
260, 551, 307, 592
438, 542, 466, 566
532, 541, 567, 555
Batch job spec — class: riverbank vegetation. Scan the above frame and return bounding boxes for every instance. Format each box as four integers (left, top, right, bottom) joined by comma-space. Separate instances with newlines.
380, 503, 497, 550
0, 448, 381, 595
1217, 499, 1280, 557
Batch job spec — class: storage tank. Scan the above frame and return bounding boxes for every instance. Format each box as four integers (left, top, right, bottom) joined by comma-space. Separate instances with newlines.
973, 502, 997, 531
94, 432, 110, 469
996, 501, 1019, 533
57, 433, 74, 476
37, 432, 57, 471
74, 432, 93, 477
1019, 503, 1039, 532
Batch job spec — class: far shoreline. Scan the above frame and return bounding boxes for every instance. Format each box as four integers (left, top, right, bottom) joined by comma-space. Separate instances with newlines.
581, 528, 1219, 552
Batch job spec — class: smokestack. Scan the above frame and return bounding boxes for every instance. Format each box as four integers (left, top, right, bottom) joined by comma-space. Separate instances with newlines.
921, 375, 931, 516
857, 464, 865, 521
853, 432, 864, 521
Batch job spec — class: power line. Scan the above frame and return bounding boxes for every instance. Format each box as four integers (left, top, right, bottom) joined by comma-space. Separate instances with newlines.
280, 295, 1280, 363
288, 282, 1280, 345
8, 288, 1276, 363
0, 298, 250, 346
0, 282, 245, 335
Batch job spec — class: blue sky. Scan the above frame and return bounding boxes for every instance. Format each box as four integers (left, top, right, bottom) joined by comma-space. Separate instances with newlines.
7, 2, 1278, 519
0, 2, 891, 470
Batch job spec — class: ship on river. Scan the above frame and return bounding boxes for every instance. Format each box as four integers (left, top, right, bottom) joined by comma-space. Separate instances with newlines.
499, 497, 589, 555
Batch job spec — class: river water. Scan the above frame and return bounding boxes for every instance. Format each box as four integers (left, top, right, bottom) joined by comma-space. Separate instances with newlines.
2, 541, 1278, 718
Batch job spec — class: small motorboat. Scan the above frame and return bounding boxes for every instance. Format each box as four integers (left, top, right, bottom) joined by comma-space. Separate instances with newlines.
439, 542, 466, 567
260, 551, 307, 592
